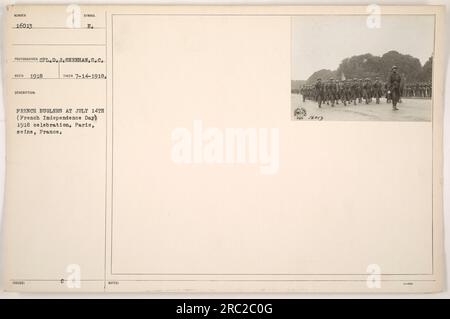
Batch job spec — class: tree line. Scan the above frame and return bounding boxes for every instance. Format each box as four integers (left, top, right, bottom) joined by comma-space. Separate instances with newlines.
305, 50, 432, 85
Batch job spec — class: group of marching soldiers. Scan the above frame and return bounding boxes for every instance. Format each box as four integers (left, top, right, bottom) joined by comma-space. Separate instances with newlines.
299, 66, 432, 110
300, 77, 386, 107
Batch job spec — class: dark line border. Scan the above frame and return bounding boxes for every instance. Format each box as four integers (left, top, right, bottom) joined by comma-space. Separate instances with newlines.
104, 10, 108, 291
109, 13, 436, 278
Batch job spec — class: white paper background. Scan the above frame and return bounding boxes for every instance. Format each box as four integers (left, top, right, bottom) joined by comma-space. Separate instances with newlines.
0, 0, 448, 299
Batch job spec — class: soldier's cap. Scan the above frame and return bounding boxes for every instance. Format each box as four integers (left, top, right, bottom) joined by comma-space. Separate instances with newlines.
392, 65, 398, 69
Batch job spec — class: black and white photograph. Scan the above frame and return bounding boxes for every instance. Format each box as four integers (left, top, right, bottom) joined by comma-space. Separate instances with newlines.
291, 15, 434, 121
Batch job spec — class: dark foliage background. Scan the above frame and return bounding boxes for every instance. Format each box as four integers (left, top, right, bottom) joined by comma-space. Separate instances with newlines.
302, 51, 432, 85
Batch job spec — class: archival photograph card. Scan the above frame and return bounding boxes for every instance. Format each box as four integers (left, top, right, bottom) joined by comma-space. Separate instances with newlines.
1, 5, 445, 293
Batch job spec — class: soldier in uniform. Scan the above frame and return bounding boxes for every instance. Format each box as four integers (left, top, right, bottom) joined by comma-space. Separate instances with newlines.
300, 85, 306, 102
422, 83, 427, 98
362, 78, 371, 104
381, 80, 387, 98
324, 79, 331, 105
372, 77, 383, 104
315, 78, 324, 108
388, 66, 401, 110
305, 85, 311, 101
405, 84, 412, 98
358, 79, 363, 103
341, 80, 350, 106
336, 80, 343, 105
351, 78, 360, 105
328, 78, 338, 107
337, 80, 344, 105
385, 81, 391, 103
344, 79, 352, 106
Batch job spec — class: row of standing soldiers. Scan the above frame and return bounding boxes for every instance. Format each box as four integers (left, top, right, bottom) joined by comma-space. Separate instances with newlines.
403, 82, 432, 98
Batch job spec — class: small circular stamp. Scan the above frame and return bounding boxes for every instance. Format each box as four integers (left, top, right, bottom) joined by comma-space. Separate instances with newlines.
294, 107, 307, 120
